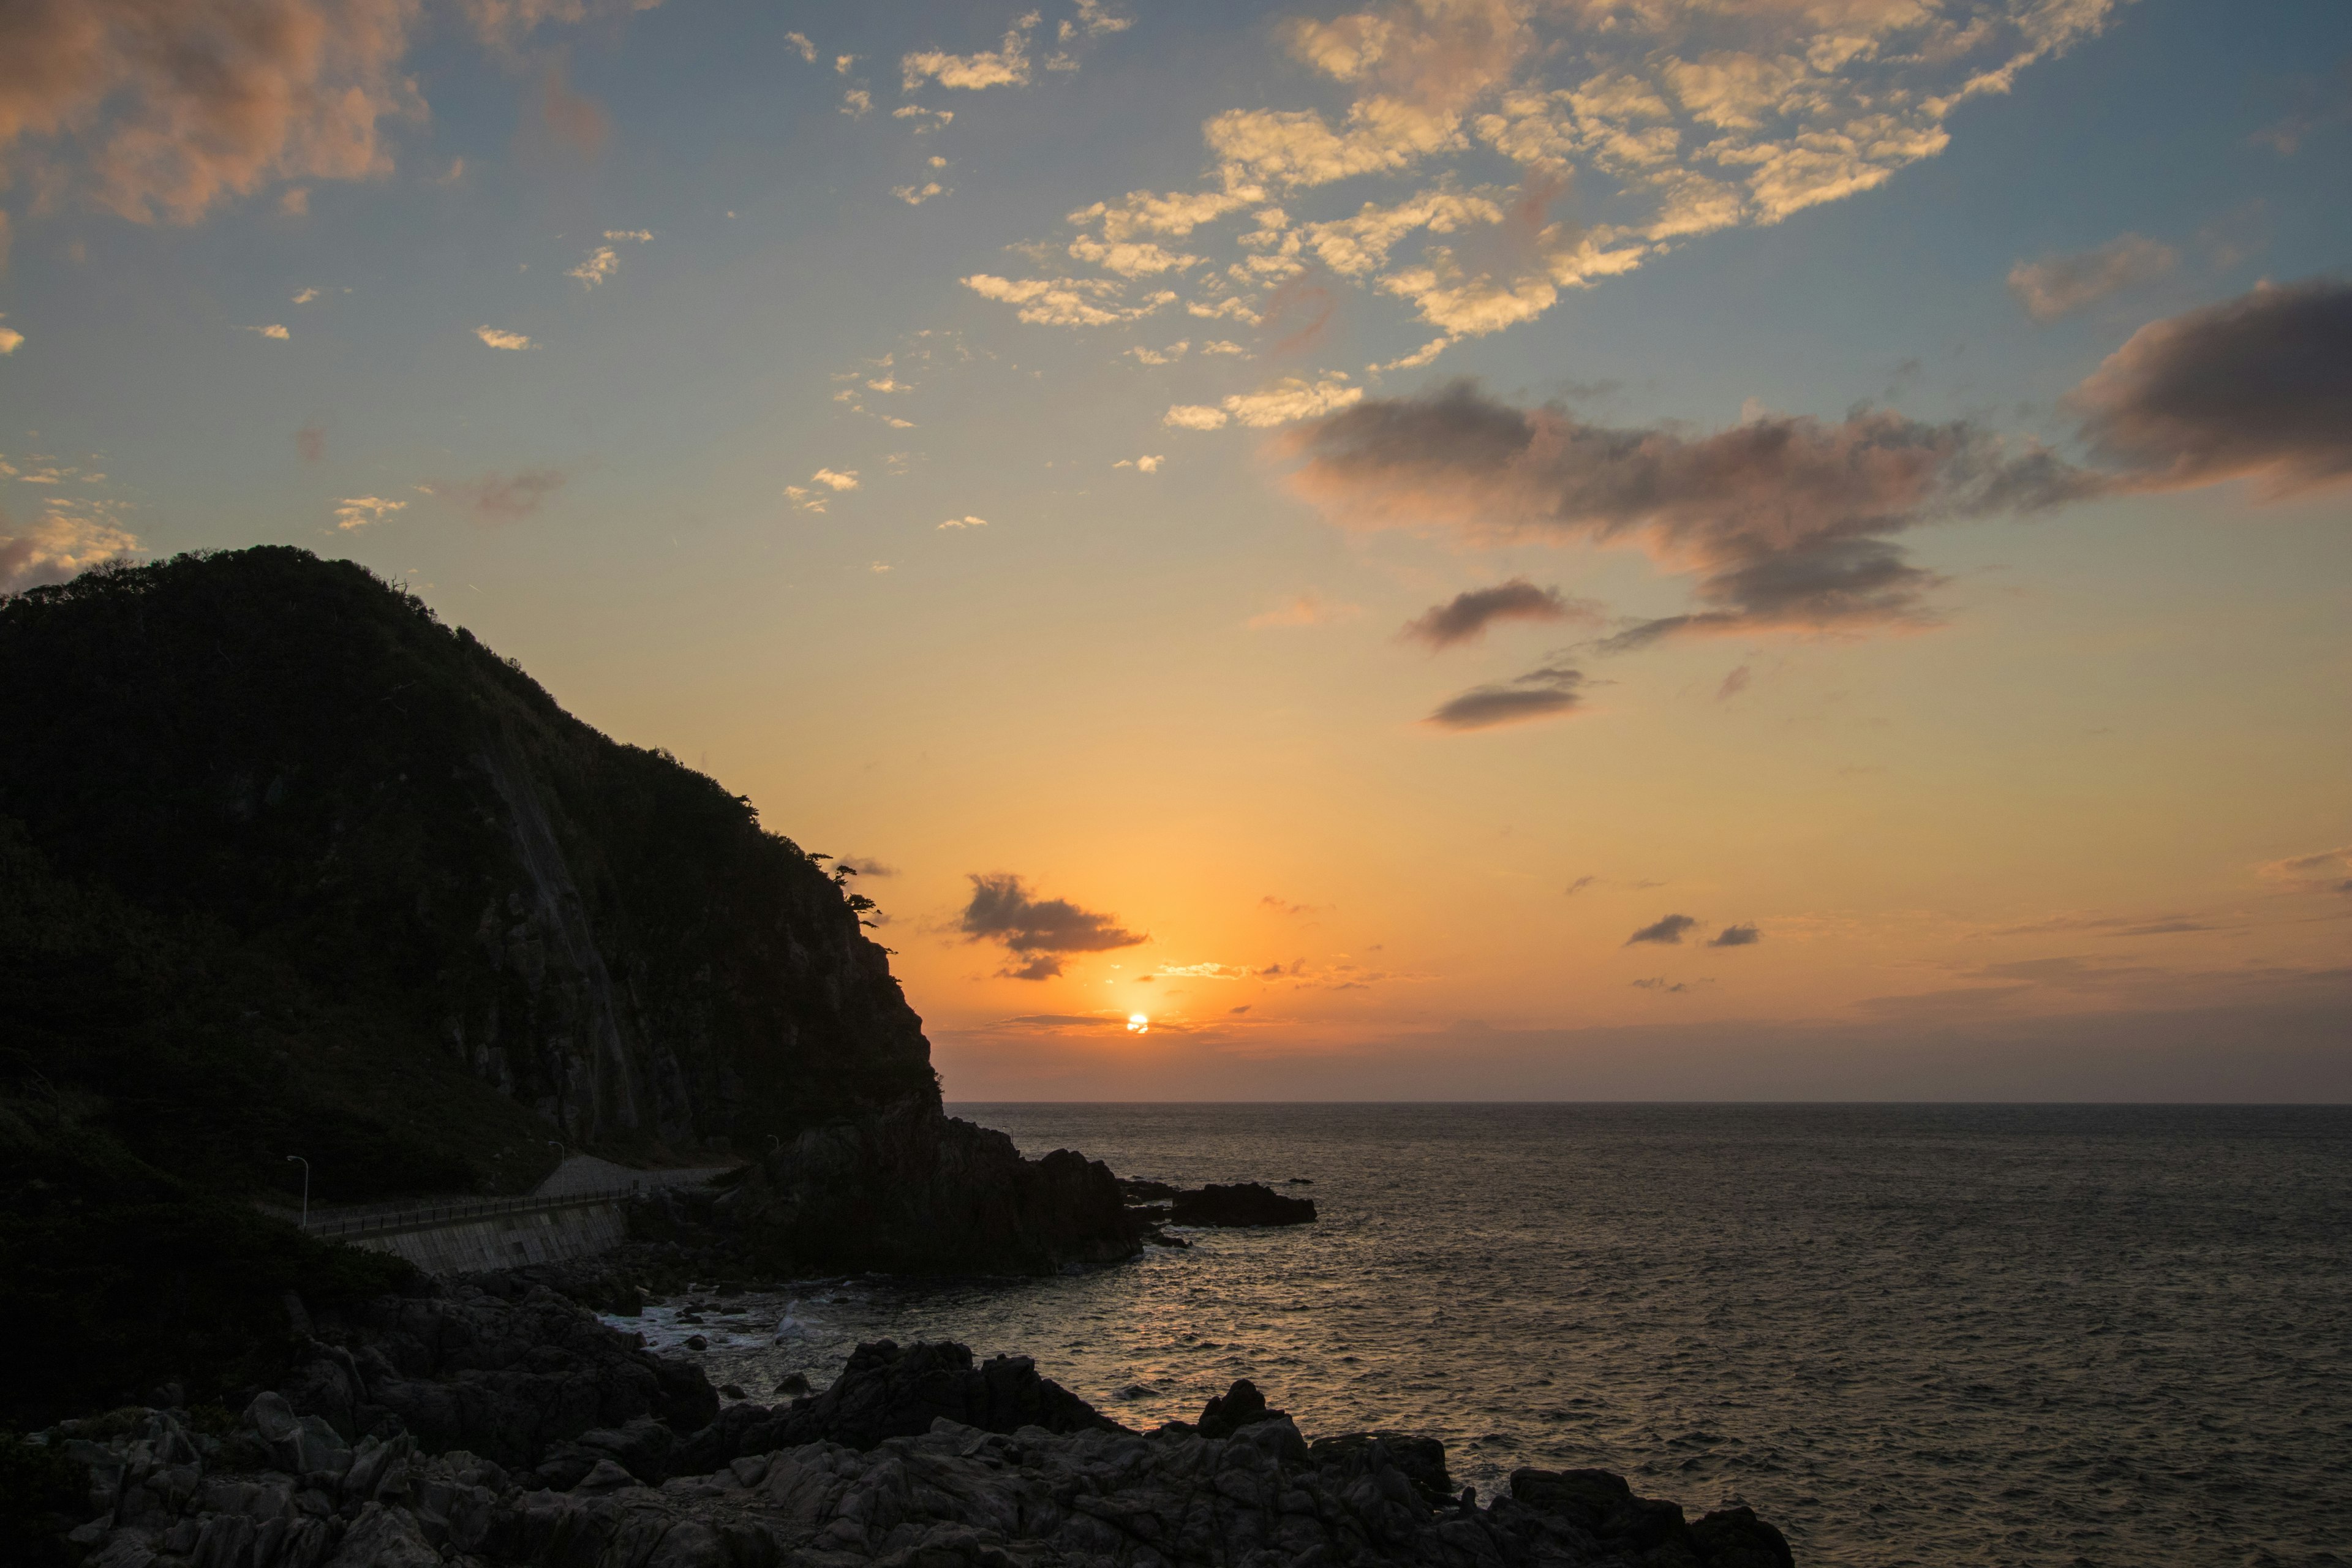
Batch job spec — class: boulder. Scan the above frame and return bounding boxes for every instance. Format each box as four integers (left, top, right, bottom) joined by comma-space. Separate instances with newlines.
1168, 1182, 1317, 1227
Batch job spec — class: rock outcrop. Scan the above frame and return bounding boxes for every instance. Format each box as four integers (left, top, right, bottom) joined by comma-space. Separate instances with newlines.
1169, 1183, 1317, 1227
46, 1313, 1795, 1568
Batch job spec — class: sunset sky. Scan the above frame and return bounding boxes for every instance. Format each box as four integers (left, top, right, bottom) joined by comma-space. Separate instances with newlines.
4, 0, 2347, 1099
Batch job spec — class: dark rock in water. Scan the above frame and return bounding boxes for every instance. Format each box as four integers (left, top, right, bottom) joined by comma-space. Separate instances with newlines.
1193, 1376, 1289, 1439
1170, 1180, 1318, 1227
683, 1334, 708, 1351
772, 1371, 810, 1396
673, 1338, 1123, 1472
1118, 1175, 1183, 1202
731, 1101, 1148, 1275
717, 1383, 745, 1400
1287, 1175, 1314, 1185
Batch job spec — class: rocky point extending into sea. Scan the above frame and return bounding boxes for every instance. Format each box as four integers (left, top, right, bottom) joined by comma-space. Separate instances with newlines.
39, 1268, 1793, 1568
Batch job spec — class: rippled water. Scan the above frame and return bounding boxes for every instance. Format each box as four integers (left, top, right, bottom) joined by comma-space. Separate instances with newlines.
626, 1104, 2352, 1567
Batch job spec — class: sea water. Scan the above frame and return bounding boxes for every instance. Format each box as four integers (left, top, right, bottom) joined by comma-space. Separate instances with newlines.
628, 1104, 2352, 1567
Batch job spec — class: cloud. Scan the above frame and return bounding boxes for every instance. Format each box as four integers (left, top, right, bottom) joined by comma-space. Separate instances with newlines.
902, 16, 1037, 92
1006, 0, 2117, 356
244, 323, 290, 340
784, 31, 816, 64
2068, 277, 2352, 498
960, 872, 1147, 979
1165, 405, 1229, 431
1709, 923, 1761, 948
2007, 233, 2177, 322
1626, 913, 1698, 945
1426, 660, 1585, 730
1401, 578, 1592, 649
938, 515, 987, 529
475, 325, 533, 350
603, 229, 652, 243
894, 181, 946, 205
894, 105, 955, 130
332, 495, 404, 530
1565, 875, 1597, 895
0, 323, 20, 356
842, 89, 872, 118
424, 469, 564, 524
0, 0, 428, 225
812, 468, 859, 491
961, 273, 1177, 328
1630, 977, 1688, 993
0, 512, 139, 594
1287, 380, 2097, 648
296, 423, 325, 462
1113, 455, 1164, 473
568, 246, 619, 287
2258, 846, 2352, 896
1716, 665, 1751, 700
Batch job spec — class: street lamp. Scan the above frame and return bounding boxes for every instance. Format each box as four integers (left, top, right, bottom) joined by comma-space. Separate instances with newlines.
285, 1155, 310, 1227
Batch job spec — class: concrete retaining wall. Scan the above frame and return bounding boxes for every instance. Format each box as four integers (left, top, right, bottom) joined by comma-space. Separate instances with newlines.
350, 1198, 629, 1274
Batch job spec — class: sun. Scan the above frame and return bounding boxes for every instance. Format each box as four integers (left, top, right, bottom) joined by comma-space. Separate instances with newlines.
1126, 1012, 1149, 1034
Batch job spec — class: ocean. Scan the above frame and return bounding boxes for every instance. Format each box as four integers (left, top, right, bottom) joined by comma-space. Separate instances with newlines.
632, 1104, 2352, 1567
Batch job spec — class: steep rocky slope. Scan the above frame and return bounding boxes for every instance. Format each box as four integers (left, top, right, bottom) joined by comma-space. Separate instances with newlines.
0, 546, 935, 1185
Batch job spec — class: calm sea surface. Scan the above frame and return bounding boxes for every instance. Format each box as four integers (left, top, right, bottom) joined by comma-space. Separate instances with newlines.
636, 1104, 2352, 1567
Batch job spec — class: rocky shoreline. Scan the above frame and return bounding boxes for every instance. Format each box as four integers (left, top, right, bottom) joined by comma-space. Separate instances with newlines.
34, 1273, 1793, 1567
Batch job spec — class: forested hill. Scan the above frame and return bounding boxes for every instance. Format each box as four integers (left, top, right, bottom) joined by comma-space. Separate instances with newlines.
0, 546, 936, 1207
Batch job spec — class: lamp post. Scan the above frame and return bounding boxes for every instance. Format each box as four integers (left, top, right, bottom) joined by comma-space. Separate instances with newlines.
285, 1155, 310, 1227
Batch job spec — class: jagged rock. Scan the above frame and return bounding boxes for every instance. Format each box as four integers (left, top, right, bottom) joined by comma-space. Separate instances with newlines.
670, 1339, 1124, 1474
324, 1501, 439, 1567
1168, 1182, 1318, 1227
1186, 1377, 1289, 1440
1309, 1431, 1455, 1507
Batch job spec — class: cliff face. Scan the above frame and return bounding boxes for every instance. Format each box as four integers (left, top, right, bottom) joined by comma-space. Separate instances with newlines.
0, 548, 935, 1185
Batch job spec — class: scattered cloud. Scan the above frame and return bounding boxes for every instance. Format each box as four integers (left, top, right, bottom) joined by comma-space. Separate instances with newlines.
785, 31, 816, 64
296, 424, 325, 462
1165, 405, 1229, 431
1626, 913, 1698, 946
1565, 876, 1597, 896
475, 325, 533, 350
1716, 665, 1751, 701
1630, 977, 1690, 993
333, 495, 405, 530
1125, 342, 1189, 366
292, 287, 323, 304
2007, 233, 2177, 322
1709, 923, 1761, 948
278, 186, 311, 216
2247, 59, 2352, 156
1427, 660, 1585, 730
1113, 455, 1164, 473
0, 322, 20, 356
842, 89, 872, 118
960, 871, 1147, 980
2069, 277, 2352, 498
894, 181, 946, 205
423, 468, 565, 524
1401, 578, 1594, 649
1287, 380, 2097, 650
0, 513, 139, 594
812, 468, 860, 491
1248, 592, 1361, 629
939, 515, 988, 529
902, 15, 1038, 92
244, 323, 291, 340
961, 273, 1178, 328
979, 0, 2120, 360
1260, 895, 1319, 917
894, 105, 956, 131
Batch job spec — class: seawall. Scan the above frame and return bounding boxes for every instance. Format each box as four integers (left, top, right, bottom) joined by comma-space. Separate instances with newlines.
340, 1194, 631, 1274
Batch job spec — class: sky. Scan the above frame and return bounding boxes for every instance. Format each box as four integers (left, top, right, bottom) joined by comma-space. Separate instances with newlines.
2, 0, 2348, 1101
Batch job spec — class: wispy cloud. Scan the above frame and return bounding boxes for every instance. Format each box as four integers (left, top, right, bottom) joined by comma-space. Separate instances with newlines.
243, 323, 291, 341
962, 273, 1178, 327
1167, 373, 1363, 430
1708, 924, 1761, 948
1401, 578, 1594, 649
1248, 592, 1360, 629
1427, 659, 1585, 730
938, 515, 988, 529
421, 469, 564, 524
0, 513, 139, 594
2008, 233, 2177, 322
903, 14, 1039, 92
1289, 380, 2097, 651
475, 325, 533, 350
